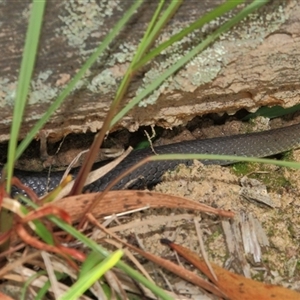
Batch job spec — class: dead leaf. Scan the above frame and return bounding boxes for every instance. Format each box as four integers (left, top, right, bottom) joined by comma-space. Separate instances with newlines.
52, 190, 234, 223
0, 292, 14, 300
164, 239, 300, 300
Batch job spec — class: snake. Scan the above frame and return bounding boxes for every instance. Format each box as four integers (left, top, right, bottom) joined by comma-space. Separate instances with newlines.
11, 122, 300, 197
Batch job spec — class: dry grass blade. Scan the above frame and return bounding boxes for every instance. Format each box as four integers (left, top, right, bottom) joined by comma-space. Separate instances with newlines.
4, 267, 92, 300
54, 147, 133, 200
0, 251, 41, 279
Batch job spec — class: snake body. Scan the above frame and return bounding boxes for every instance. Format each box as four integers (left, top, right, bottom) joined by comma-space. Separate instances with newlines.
13, 123, 300, 197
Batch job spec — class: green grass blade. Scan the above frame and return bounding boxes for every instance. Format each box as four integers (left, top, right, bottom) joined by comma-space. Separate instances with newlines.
243, 104, 300, 120
133, 0, 245, 70
6, 0, 46, 192
113, 0, 181, 104
148, 153, 300, 169
17, 196, 56, 244
14, 0, 143, 163
60, 250, 123, 300
20, 270, 47, 300
111, 0, 269, 127
78, 251, 103, 279
134, 0, 183, 61
131, 0, 166, 63
21, 270, 65, 300
35, 272, 66, 300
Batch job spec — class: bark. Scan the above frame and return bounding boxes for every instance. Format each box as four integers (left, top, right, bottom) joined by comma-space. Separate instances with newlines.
0, 0, 298, 143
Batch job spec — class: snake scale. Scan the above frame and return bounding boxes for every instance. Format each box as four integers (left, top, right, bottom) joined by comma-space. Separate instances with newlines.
11, 122, 300, 197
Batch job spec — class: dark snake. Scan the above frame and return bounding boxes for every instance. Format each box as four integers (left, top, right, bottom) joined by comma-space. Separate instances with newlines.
12, 123, 300, 197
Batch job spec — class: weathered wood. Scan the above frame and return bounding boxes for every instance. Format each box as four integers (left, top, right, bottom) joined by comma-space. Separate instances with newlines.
0, 0, 298, 143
